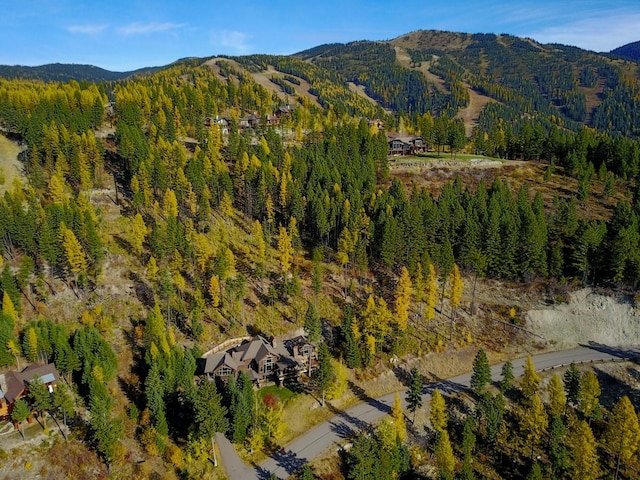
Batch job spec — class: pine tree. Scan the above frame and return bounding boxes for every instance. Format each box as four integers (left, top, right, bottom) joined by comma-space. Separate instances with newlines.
430, 389, 448, 434
406, 367, 423, 425
11, 398, 30, 438
521, 355, 540, 399
549, 415, 570, 477
304, 301, 321, 343
394, 266, 412, 331
470, 348, 491, 394
460, 416, 476, 480
547, 374, 566, 418
314, 343, 333, 407
499, 360, 514, 393
564, 362, 581, 408
603, 396, 640, 480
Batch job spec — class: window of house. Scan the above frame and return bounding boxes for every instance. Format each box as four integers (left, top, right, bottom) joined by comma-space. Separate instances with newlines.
262, 355, 274, 373
217, 366, 233, 377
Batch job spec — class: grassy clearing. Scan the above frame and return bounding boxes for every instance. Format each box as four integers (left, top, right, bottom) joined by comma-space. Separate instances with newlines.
0, 134, 24, 194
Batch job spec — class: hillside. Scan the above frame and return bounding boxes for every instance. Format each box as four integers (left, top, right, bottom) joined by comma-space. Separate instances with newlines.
0, 62, 162, 82
611, 40, 640, 62
1, 29, 640, 480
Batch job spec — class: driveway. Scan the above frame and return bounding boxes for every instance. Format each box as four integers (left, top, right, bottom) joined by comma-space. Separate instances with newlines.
218, 343, 640, 480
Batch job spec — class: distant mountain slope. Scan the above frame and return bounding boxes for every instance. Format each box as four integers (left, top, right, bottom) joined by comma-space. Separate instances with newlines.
611, 41, 640, 61
0, 63, 161, 82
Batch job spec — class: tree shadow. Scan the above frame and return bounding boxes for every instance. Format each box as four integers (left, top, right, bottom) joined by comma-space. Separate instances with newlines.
256, 449, 307, 480
592, 366, 640, 412
347, 381, 392, 415
325, 399, 371, 438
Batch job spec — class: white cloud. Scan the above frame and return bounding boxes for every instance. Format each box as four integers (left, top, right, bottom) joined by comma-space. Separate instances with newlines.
210, 30, 252, 54
527, 12, 640, 52
117, 21, 187, 36
67, 24, 109, 35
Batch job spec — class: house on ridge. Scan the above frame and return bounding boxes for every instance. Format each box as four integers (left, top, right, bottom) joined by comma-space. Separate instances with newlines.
387, 134, 426, 156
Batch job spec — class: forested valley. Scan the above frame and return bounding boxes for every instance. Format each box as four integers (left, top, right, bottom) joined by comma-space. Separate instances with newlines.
0, 29, 639, 479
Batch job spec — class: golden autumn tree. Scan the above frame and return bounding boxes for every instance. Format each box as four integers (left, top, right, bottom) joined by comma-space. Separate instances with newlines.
130, 213, 148, 255
435, 430, 456, 479
567, 419, 600, 480
425, 262, 438, 321
391, 391, 407, 442
47, 172, 66, 205
603, 395, 640, 480
61, 224, 88, 275
520, 393, 548, 457
277, 225, 293, 275
162, 188, 178, 218
394, 266, 412, 331
208, 275, 221, 308
521, 355, 540, 399
547, 374, 566, 418
430, 389, 448, 434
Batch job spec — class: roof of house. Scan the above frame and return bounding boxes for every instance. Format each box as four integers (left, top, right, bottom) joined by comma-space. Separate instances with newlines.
202, 336, 280, 375
202, 351, 240, 374
0, 363, 60, 404
387, 134, 423, 143
234, 336, 279, 365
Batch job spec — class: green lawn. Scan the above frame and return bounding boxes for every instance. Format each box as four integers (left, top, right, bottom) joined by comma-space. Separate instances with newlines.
258, 384, 297, 404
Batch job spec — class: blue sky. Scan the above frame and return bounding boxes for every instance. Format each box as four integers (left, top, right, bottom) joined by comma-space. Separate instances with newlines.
1, 0, 639, 71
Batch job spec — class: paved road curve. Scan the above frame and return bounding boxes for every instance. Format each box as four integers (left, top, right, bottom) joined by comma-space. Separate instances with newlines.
218, 343, 640, 480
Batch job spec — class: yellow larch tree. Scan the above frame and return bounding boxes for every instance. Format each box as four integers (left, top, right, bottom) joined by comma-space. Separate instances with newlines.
394, 266, 412, 331
277, 225, 293, 275
425, 262, 438, 321
209, 275, 221, 308
521, 355, 540, 399
130, 213, 148, 255
2, 291, 17, 324
547, 374, 566, 418
162, 188, 178, 218
430, 389, 448, 434
603, 395, 640, 479
61, 224, 88, 275
392, 392, 407, 441
47, 172, 66, 205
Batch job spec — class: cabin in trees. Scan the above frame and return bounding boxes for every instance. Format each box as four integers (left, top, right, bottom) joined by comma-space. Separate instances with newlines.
387, 134, 426, 155
0, 363, 60, 420
200, 335, 316, 387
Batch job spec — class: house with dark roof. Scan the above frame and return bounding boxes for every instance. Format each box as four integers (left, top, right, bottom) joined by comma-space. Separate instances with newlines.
0, 363, 60, 419
387, 134, 426, 156
200, 335, 316, 387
